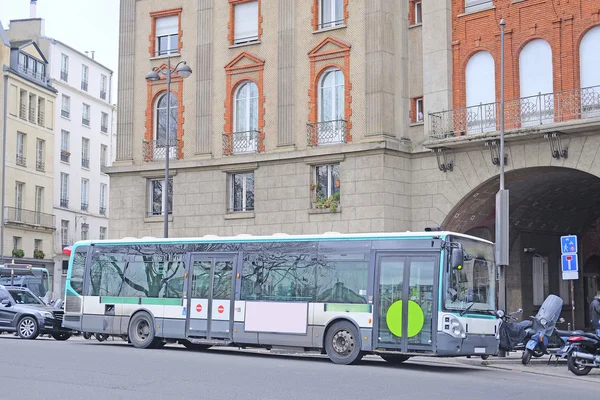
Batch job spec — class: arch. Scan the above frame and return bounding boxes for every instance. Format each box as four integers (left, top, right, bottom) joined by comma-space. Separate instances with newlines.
233, 80, 259, 133
465, 51, 496, 134
519, 39, 554, 126
318, 67, 345, 123
154, 91, 178, 145
584, 255, 600, 276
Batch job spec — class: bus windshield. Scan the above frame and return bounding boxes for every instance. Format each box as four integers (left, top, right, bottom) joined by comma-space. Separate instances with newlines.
444, 236, 496, 314
0, 268, 50, 300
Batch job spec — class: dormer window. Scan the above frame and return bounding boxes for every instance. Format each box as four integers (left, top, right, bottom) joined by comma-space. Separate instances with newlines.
18, 52, 45, 81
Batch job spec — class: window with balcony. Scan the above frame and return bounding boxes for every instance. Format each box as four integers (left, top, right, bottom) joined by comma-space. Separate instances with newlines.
16, 132, 26, 167
312, 164, 340, 211
233, 1, 259, 45
148, 178, 173, 217
316, 68, 345, 144
82, 103, 90, 126
19, 89, 27, 120
465, 51, 496, 134
28, 93, 37, 124
229, 172, 254, 213
61, 94, 70, 118
61, 220, 69, 248
34, 239, 42, 251
60, 130, 70, 163
100, 74, 107, 100
99, 227, 107, 240
34, 186, 43, 225
101, 112, 108, 133
232, 81, 259, 153
81, 178, 89, 212
13, 237, 22, 251
319, 0, 343, 29
18, 52, 45, 81
36, 139, 45, 172
99, 183, 107, 215
155, 15, 179, 56
60, 173, 69, 208
81, 64, 89, 91
152, 92, 178, 159
15, 182, 24, 221
100, 145, 108, 167
519, 39, 554, 127
37, 97, 45, 127
81, 138, 90, 169
61, 53, 69, 81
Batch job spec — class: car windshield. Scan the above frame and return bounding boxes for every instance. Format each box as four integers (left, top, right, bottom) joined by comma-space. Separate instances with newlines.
444, 236, 496, 314
8, 289, 44, 305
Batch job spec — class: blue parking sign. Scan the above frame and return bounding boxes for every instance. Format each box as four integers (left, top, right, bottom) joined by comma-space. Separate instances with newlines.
560, 235, 577, 254
561, 254, 578, 272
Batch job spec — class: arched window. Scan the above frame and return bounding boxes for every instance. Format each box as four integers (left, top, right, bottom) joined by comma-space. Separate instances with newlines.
580, 26, 600, 118
154, 92, 178, 158
519, 39, 554, 126
233, 81, 259, 153
318, 68, 345, 144
465, 51, 496, 134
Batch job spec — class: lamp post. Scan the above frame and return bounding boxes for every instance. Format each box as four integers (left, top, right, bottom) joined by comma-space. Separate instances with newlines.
145, 57, 192, 238
1, 65, 9, 259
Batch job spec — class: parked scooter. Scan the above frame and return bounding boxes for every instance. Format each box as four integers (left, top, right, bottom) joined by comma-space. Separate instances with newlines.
522, 295, 565, 365
561, 333, 600, 376
497, 308, 532, 354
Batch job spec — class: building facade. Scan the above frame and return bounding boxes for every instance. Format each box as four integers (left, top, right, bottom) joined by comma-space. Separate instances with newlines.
0, 22, 57, 275
108, 0, 600, 329
5, 18, 116, 299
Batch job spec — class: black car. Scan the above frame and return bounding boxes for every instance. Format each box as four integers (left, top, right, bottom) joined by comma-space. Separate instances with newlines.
0, 285, 71, 340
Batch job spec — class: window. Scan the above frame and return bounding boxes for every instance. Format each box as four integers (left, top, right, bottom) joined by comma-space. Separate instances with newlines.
17, 52, 45, 81
100, 74, 107, 100
70, 249, 86, 294
466, 51, 496, 133
100, 183, 107, 215
13, 237, 21, 250
229, 172, 254, 212
81, 65, 89, 91
36, 139, 45, 172
60, 173, 69, 208
316, 258, 369, 303
16, 132, 26, 166
28, 93, 36, 123
519, 39, 554, 127
15, 182, 24, 220
60, 130, 70, 162
37, 97, 45, 126
318, 68, 345, 144
81, 223, 89, 241
579, 26, 600, 118
61, 95, 70, 118
81, 179, 89, 212
233, 81, 259, 153
19, 90, 27, 119
61, 54, 69, 81
34, 239, 42, 251
532, 255, 549, 306
34, 186, 43, 224
61, 220, 70, 248
155, 15, 179, 56
99, 227, 107, 240
234, 1, 259, 44
154, 92, 178, 157
319, 0, 343, 29
148, 178, 173, 216
416, 97, 424, 123
314, 164, 340, 206
82, 103, 90, 126
415, 2, 422, 24
81, 138, 90, 168
101, 112, 108, 133
100, 145, 108, 167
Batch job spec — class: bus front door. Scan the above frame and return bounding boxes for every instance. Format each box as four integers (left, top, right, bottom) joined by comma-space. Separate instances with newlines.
186, 255, 235, 341
374, 254, 438, 353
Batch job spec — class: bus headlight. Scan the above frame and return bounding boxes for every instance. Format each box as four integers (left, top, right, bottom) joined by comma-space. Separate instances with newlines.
443, 314, 466, 339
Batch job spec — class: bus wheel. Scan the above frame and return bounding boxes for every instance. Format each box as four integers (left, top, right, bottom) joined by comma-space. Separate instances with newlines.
52, 333, 71, 341
17, 316, 39, 340
381, 354, 410, 365
325, 321, 362, 365
128, 312, 156, 349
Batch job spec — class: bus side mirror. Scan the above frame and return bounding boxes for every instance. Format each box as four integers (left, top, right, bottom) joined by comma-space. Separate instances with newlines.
451, 247, 464, 270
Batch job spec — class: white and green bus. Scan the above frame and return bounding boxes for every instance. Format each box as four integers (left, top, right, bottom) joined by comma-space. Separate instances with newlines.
0, 265, 51, 302
62, 231, 499, 364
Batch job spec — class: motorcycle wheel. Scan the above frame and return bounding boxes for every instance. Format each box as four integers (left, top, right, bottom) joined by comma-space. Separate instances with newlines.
532, 350, 544, 358
95, 333, 109, 342
521, 349, 532, 365
83, 332, 92, 340
567, 353, 592, 376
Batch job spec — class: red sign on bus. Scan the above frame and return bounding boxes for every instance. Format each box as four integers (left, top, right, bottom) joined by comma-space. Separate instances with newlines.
217, 305, 224, 314
196, 304, 202, 313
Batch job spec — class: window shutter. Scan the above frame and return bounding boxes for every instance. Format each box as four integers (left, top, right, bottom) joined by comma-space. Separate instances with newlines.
156, 15, 178, 36
234, 1, 259, 42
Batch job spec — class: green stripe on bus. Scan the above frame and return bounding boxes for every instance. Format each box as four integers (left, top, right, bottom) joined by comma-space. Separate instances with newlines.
99, 297, 139, 304
324, 304, 372, 313
98, 297, 182, 306
141, 298, 182, 306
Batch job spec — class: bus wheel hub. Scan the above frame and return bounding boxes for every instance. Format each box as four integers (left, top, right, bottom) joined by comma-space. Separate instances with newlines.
332, 330, 353, 355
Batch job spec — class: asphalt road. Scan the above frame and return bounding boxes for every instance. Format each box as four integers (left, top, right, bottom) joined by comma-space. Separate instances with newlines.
1, 335, 598, 400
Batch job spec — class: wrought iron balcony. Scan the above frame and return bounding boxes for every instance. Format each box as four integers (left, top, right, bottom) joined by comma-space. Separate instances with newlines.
16, 154, 26, 167
429, 85, 600, 140
81, 158, 90, 169
99, 206, 106, 216
61, 109, 70, 118
318, 19, 344, 30
28, 107, 36, 123
60, 198, 69, 208
36, 159, 45, 172
38, 110, 44, 126
4, 206, 55, 230
19, 104, 26, 120
222, 131, 260, 155
306, 120, 348, 146
101, 125, 108, 133
100, 90, 107, 100
17, 63, 46, 82
60, 70, 68, 81
82, 117, 90, 126
81, 81, 88, 92
60, 150, 70, 163
143, 139, 181, 161
81, 202, 88, 212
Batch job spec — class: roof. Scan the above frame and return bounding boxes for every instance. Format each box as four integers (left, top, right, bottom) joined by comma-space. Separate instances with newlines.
41, 36, 113, 74
0, 21, 10, 47
9, 39, 31, 48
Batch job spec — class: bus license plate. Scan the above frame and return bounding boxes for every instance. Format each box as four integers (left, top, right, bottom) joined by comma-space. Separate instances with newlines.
474, 347, 486, 354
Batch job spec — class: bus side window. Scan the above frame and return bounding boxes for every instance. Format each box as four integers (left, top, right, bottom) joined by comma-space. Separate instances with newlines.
70, 251, 87, 295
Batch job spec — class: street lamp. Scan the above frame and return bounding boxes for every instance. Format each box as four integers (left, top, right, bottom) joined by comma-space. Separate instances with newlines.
145, 57, 192, 239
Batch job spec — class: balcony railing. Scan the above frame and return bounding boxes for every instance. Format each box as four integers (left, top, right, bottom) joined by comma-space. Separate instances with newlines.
17, 63, 46, 82
429, 85, 600, 140
318, 19, 344, 30
101, 125, 108, 133
143, 139, 181, 161
81, 81, 88, 92
61, 150, 70, 163
307, 120, 348, 146
16, 154, 26, 167
82, 117, 90, 126
60, 198, 69, 208
60, 70, 68, 81
4, 206, 55, 230
36, 159, 45, 172
81, 158, 90, 169
222, 130, 260, 155
19, 104, 26, 120
61, 109, 70, 118
38, 110, 44, 127
99, 206, 106, 216
81, 202, 88, 212
28, 107, 36, 123
100, 90, 107, 100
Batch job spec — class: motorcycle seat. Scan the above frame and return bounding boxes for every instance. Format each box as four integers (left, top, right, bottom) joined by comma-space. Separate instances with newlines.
556, 329, 584, 336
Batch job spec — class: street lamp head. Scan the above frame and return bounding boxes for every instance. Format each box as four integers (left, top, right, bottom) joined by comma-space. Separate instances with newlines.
176, 63, 192, 79
145, 70, 161, 82
499, 19, 506, 26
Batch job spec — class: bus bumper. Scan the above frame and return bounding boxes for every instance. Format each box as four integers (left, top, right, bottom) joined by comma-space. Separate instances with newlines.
436, 332, 499, 357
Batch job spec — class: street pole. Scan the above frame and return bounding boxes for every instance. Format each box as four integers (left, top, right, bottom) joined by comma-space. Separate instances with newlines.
1, 66, 9, 259
499, 19, 506, 192
164, 55, 171, 239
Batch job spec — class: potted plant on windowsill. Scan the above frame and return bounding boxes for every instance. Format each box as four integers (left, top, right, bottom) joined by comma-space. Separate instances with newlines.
33, 250, 45, 259
12, 248, 24, 258
314, 192, 341, 213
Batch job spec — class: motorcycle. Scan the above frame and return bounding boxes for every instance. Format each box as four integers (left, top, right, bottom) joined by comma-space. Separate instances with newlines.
560, 333, 600, 376
522, 295, 566, 365
497, 308, 532, 354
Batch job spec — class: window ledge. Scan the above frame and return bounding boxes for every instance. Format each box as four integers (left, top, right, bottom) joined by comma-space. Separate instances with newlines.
410, 122, 425, 127
150, 53, 181, 61
313, 24, 347, 34
409, 23, 422, 29
229, 40, 261, 49
60, 116, 70, 121
145, 215, 174, 223
309, 208, 341, 215
82, 124, 90, 129
224, 212, 255, 220
459, 5, 496, 17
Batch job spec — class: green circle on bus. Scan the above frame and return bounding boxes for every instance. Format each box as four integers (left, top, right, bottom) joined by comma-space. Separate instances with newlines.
386, 300, 425, 338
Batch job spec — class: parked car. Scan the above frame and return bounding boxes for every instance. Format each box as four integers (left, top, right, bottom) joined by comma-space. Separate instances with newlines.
0, 285, 71, 340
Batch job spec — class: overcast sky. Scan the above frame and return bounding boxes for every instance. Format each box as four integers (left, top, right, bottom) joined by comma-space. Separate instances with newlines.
0, 0, 120, 89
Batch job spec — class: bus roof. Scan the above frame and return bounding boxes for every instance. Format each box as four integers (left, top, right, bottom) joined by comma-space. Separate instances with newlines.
0, 265, 49, 272
69, 231, 493, 250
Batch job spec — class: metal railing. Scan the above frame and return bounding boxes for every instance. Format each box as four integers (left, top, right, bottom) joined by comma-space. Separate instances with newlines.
429, 85, 600, 140
60, 150, 70, 163
81, 158, 90, 168
81, 202, 88, 212
16, 154, 26, 167
99, 206, 106, 216
4, 206, 55, 229
82, 117, 90, 126
38, 110, 44, 126
101, 125, 108, 133
29, 106, 36, 123
81, 81, 88, 91
142, 139, 181, 161
36, 159, 45, 172
318, 19, 344, 30
60, 198, 69, 208
60, 70, 68, 81
306, 120, 348, 146
100, 90, 107, 100
19, 104, 26, 120
17, 63, 45, 82
222, 130, 260, 155
61, 109, 70, 118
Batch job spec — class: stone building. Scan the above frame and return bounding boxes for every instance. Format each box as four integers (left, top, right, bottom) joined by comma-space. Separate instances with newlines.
107, 0, 600, 329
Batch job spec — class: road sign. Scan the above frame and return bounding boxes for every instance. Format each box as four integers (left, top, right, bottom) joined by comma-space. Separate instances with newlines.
563, 271, 579, 280
561, 254, 578, 272
196, 304, 202, 313
217, 305, 224, 314
4, 263, 32, 269
560, 235, 577, 254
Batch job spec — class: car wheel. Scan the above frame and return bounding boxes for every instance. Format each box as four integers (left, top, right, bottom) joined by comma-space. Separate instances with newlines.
128, 312, 159, 349
324, 321, 363, 365
18, 316, 39, 340
52, 333, 71, 341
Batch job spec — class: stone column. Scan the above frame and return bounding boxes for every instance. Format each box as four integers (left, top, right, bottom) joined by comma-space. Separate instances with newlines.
277, 0, 295, 147
196, 0, 213, 154
116, 0, 136, 162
